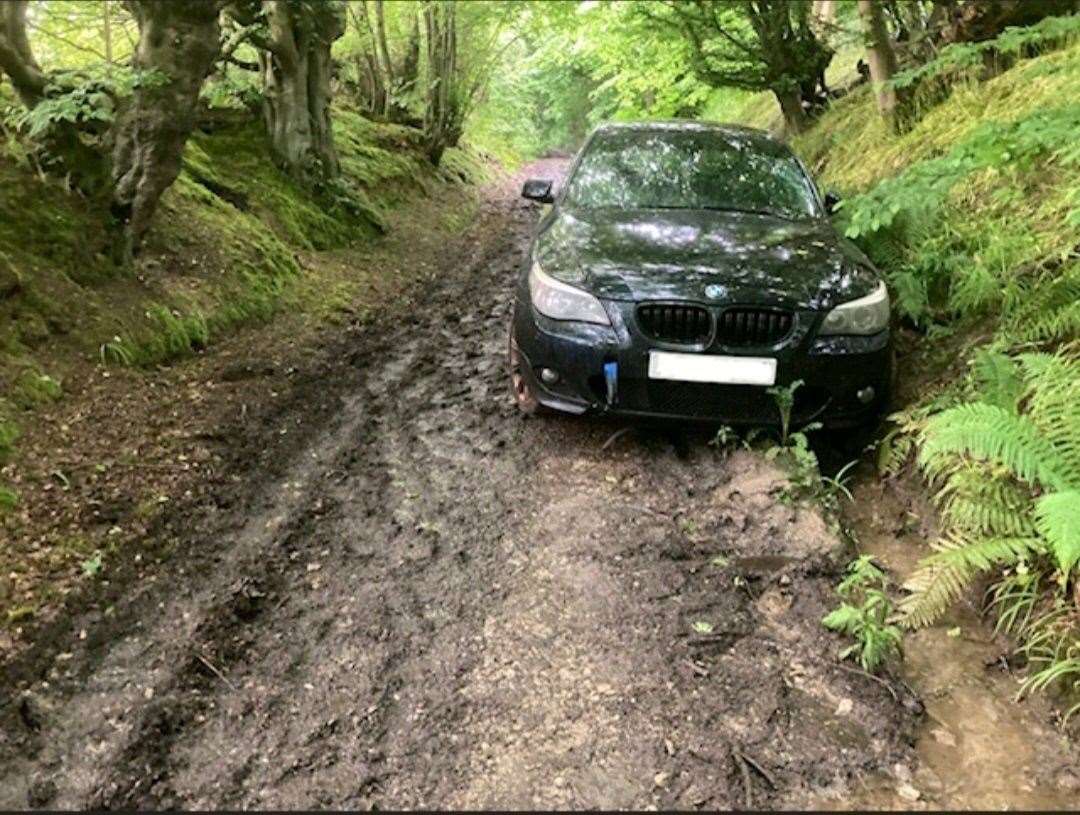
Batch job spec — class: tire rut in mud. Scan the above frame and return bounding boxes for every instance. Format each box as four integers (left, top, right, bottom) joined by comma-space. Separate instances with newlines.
1, 163, 923, 809
1, 178, 541, 809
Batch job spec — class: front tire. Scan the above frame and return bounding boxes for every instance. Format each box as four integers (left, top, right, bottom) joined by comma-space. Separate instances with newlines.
508, 333, 550, 416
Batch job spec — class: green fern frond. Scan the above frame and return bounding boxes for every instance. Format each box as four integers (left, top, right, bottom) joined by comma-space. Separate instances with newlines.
949, 262, 1001, 316
899, 534, 1040, 628
1004, 268, 1080, 344
1034, 491, 1080, 573
972, 349, 1022, 412
939, 491, 1036, 537
919, 402, 1074, 492
876, 425, 916, 477
933, 462, 1036, 536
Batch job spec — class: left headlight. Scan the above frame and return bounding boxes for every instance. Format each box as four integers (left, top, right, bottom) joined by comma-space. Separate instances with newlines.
529, 261, 611, 326
819, 281, 890, 336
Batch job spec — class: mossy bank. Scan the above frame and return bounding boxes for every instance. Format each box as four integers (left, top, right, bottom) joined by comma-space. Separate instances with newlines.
0, 105, 493, 501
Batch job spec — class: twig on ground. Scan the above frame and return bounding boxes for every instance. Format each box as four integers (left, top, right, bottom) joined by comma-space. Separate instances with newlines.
836, 662, 899, 701
194, 652, 237, 692
737, 751, 776, 788
601, 426, 633, 451
734, 751, 753, 809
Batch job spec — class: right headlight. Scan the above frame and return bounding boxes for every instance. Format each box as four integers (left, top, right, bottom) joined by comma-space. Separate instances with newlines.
528, 261, 611, 326
819, 281, 890, 336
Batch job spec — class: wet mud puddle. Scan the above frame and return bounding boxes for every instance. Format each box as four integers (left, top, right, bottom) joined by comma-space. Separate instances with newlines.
831, 473, 1080, 810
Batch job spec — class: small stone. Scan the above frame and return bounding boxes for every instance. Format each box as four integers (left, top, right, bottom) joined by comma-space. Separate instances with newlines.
835, 698, 853, 716
654, 771, 670, 788
931, 727, 956, 747
897, 783, 921, 802
1056, 770, 1080, 792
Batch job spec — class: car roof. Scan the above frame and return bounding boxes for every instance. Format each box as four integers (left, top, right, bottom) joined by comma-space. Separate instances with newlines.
588, 120, 785, 152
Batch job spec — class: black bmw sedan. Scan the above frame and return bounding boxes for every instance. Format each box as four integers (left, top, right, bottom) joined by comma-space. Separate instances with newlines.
508, 121, 893, 428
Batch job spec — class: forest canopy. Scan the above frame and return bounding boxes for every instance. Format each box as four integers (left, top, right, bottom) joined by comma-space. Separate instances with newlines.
2, 0, 1074, 258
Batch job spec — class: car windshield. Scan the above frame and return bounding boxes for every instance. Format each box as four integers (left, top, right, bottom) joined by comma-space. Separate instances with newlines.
563, 129, 819, 220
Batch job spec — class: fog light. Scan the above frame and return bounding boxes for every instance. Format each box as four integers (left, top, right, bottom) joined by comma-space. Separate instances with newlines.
540, 367, 560, 385
857, 386, 875, 404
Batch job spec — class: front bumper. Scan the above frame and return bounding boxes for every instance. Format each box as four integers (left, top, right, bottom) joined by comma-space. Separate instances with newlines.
511, 295, 893, 428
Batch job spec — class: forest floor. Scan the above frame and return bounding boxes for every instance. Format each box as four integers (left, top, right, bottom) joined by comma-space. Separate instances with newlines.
0, 161, 1077, 809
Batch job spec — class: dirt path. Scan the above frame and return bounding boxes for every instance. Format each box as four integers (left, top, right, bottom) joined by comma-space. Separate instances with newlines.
0, 160, 1065, 809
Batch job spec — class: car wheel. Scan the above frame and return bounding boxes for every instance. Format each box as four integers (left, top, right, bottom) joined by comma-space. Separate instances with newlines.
508, 334, 549, 416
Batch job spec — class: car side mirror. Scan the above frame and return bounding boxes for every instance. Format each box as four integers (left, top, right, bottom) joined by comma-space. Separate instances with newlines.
824, 190, 842, 215
522, 178, 555, 204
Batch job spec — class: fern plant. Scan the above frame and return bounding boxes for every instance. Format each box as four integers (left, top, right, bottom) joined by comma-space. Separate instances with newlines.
900, 350, 1080, 626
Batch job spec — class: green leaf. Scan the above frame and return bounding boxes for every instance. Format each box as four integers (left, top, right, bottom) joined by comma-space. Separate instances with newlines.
1035, 491, 1080, 573
822, 604, 860, 634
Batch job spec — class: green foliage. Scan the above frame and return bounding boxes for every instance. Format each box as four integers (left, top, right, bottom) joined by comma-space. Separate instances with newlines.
766, 378, 804, 445
888, 14, 1080, 92
0, 486, 17, 513
11, 369, 62, 408
790, 34, 1080, 714
900, 352, 1080, 627
4, 66, 167, 139
0, 417, 17, 462
842, 106, 1080, 243
823, 556, 903, 673
80, 551, 104, 578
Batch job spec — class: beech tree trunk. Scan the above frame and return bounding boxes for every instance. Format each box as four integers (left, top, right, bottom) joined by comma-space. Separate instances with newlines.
110, 1, 224, 261
775, 87, 808, 135
258, 0, 346, 183
0, 0, 47, 107
857, 0, 899, 125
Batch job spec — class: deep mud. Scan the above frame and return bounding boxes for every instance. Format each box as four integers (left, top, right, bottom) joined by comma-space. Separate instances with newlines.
0, 160, 995, 810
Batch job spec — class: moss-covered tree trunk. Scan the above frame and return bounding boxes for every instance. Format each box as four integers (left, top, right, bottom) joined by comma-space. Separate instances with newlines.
110, 1, 224, 261
857, 0, 899, 126
257, 0, 345, 183
0, 1, 47, 107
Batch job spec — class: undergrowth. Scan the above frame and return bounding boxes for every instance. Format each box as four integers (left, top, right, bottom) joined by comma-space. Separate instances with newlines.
799, 27, 1080, 718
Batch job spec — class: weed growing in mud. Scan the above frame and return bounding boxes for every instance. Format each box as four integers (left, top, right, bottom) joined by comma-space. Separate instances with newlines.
766, 379, 803, 445
708, 424, 742, 455
80, 551, 104, 577
99, 336, 134, 366
823, 556, 904, 673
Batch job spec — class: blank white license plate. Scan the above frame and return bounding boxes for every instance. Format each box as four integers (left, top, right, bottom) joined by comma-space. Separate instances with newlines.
647, 351, 777, 386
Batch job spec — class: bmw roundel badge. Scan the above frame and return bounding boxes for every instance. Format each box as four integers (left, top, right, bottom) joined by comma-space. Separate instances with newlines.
705, 284, 726, 300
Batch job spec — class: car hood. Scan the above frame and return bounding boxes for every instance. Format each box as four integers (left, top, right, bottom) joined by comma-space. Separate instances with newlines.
534, 207, 878, 310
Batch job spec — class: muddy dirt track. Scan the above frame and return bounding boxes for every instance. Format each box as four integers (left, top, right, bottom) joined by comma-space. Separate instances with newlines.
0, 161, 930, 809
